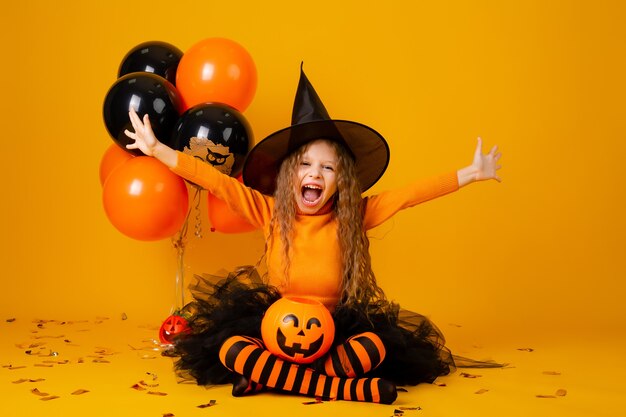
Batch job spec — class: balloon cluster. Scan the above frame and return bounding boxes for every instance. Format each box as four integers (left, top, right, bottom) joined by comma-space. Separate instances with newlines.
100, 38, 259, 240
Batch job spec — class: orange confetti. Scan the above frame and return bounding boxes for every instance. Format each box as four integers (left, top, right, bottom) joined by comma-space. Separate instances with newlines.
14, 379, 45, 383
556, 389, 567, 396
536, 395, 557, 398
475, 389, 489, 394
94, 347, 117, 355
40, 396, 60, 401
16, 343, 45, 349
31, 388, 49, 397
71, 389, 90, 395
543, 371, 562, 375
131, 384, 146, 391
517, 348, 534, 352
147, 391, 168, 396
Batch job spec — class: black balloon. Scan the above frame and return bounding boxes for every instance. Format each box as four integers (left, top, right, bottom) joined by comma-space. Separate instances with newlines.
103, 72, 183, 155
118, 41, 183, 85
172, 103, 253, 177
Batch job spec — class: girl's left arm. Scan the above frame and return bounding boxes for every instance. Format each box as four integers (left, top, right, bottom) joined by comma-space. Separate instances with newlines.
363, 137, 502, 229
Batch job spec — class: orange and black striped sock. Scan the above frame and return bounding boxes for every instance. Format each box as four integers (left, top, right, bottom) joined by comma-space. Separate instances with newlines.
315, 331, 386, 377
219, 335, 397, 404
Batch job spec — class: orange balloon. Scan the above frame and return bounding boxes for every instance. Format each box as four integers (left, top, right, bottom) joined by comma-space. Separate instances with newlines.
176, 38, 257, 112
207, 175, 257, 233
99, 143, 134, 186
103, 157, 189, 241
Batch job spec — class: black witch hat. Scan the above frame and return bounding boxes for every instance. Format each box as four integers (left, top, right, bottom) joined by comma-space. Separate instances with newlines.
242, 64, 390, 196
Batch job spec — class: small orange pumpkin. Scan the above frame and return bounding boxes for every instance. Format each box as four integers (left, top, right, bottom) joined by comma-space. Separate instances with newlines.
261, 297, 335, 364
158, 313, 190, 344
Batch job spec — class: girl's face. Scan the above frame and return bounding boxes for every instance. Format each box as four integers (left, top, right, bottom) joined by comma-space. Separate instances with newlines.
294, 140, 338, 214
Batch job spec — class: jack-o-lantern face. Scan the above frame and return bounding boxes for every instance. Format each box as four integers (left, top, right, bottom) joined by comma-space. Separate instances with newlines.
261, 297, 335, 364
158, 314, 190, 344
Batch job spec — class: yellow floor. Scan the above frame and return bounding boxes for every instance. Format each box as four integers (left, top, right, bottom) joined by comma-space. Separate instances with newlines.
2, 317, 622, 417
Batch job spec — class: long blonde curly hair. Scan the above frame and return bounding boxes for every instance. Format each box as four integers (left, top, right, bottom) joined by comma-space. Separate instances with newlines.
267, 139, 387, 308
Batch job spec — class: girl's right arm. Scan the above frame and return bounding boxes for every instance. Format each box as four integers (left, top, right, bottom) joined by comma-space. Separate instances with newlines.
124, 107, 178, 168
124, 108, 272, 228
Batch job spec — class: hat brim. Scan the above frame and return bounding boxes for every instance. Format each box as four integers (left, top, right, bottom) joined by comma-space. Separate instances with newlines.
242, 120, 390, 195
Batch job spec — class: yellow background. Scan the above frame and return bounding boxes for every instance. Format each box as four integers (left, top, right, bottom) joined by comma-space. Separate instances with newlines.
1, 1, 625, 416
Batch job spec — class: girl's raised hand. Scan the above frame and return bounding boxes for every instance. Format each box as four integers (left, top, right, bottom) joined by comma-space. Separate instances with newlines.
471, 137, 502, 182
456, 137, 502, 187
124, 108, 160, 156
123, 108, 178, 168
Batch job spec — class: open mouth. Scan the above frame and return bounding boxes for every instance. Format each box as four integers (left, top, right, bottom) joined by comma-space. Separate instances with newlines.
301, 184, 323, 206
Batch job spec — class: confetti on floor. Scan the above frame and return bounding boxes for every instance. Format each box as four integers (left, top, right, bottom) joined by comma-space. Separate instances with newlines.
40, 396, 60, 401
31, 388, 49, 397
71, 389, 90, 395
197, 400, 217, 408
460, 372, 482, 378
3, 315, 607, 416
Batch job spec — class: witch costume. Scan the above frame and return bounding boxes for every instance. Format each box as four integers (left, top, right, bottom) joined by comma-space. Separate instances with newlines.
171, 65, 467, 393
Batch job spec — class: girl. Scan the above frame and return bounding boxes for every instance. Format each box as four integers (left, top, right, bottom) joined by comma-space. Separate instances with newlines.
125, 66, 502, 404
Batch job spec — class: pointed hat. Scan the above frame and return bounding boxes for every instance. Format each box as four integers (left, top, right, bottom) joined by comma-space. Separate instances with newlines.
242, 64, 390, 195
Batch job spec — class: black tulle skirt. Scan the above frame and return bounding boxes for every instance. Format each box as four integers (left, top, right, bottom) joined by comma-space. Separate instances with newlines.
172, 266, 459, 387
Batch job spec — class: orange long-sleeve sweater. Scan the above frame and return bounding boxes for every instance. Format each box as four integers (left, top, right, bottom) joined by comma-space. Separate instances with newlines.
172, 152, 459, 310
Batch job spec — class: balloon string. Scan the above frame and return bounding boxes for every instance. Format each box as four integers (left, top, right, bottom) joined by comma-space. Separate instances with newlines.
173, 234, 186, 313
171, 218, 188, 313
193, 186, 203, 238
171, 185, 203, 312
